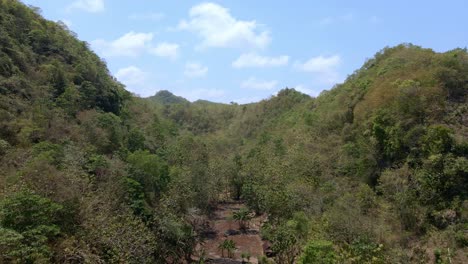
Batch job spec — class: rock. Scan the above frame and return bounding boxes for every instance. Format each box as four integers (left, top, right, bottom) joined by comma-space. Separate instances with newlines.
224, 229, 241, 236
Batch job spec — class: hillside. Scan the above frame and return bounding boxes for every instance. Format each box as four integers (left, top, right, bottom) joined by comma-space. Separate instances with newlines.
147, 90, 190, 105
0, 1, 467, 263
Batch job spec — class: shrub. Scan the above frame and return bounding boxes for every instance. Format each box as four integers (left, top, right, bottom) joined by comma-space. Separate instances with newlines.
298, 240, 337, 264
0, 190, 63, 262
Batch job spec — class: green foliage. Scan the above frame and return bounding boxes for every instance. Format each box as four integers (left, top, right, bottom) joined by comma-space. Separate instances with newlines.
96, 112, 124, 153
298, 240, 337, 264
324, 193, 375, 243
437, 48, 468, 102
84, 210, 157, 263
339, 238, 385, 264
0, 138, 10, 155
218, 239, 236, 258
262, 215, 310, 264
233, 207, 252, 230
422, 125, 455, 155
56, 85, 81, 115
124, 177, 150, 218
125, 149, 171, 220
32, 141, 64, 166
148, 90, 189, 105
127, 150, 170, 197
0, 190, 62, 263
152, 211, 198, 263
85, 153, 109, 176
127, 128, 146, 152
417, 154, 467, 209
356, 184, 377, 214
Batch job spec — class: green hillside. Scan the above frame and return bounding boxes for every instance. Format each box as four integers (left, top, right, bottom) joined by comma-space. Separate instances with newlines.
0, 1, 467, 263
148, 90, 190, 105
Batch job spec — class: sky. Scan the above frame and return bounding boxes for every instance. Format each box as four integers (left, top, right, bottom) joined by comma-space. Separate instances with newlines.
21, 0, 468, 103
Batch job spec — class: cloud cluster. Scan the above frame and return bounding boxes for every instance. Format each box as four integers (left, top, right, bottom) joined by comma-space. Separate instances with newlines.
294, 55, 342, 84
150, 43, 180, 60
232, 53, 289, 68
241, 77, 277, 90
92, 32, 154, 57
184, 62, 208, 78
68, 0, 104, 13
183, 88, 225, 101
178, 3, 270, 49
84, 1, 347, 102
115, 66, 154, 97
92, 32, 180, 61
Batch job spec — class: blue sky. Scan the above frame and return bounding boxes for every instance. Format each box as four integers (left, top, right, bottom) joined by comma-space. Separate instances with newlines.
22, 0, 468, 103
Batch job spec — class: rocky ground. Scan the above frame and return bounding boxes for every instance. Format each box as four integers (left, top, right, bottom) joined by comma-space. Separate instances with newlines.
196, 202, 267, 264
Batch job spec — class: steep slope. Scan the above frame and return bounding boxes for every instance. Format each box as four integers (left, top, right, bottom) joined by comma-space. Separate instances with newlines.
0, 0, 129, 146
0, 2, 208, 263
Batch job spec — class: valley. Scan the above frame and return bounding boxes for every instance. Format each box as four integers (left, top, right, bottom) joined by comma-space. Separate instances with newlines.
0, 1, 467, 263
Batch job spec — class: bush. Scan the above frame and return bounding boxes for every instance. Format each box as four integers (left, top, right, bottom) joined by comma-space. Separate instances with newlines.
339, 238, 385, 264
422, 125, 454, 155
298, 240, 337, 264
0, 139, 10, 155
0, 190, 63, 262
127, 128, 146, 152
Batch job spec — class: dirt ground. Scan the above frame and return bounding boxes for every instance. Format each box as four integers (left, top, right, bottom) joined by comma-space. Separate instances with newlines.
196, 202, 266, 264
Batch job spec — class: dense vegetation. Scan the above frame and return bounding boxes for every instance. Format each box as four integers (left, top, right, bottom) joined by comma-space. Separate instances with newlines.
0, 1, 467, 263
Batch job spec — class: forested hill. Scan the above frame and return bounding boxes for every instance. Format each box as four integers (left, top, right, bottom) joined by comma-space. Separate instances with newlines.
148, 90, 190, 105
0, 1, 467, 263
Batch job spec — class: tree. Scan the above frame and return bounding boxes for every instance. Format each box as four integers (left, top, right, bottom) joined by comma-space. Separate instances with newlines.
127, 128, 146, 152
218, 239, 236, 258
422, 125, 454, 155
0, 190, 63, 263
233, 208, 252, 230
298, 240, 337, 264
127, 150, 170, 201
339, 238, 385, 264
263, 222, 301, 264
230, 154, 244, 200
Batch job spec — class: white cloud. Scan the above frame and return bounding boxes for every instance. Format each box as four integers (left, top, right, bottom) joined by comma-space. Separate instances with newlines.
92, 32, 182, 59
294, 85, 313, 95
295, 55, 343, 84
294, 84, 324, 97
129, 12, 165, 21
241, 77, 278, 90
232, 53, 289, 68
150, 42, 180, 60
115, 66, 155, 97
184, 62, 208, 78
295, 55, 341, 73
115, 66, 147, 86
67, 0, 104, 13
182, 88, 226, 101
319, 13, 354, 25
92, 31, 154, 57
178, 2, 270, 49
